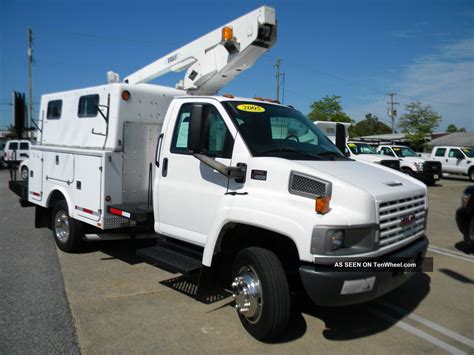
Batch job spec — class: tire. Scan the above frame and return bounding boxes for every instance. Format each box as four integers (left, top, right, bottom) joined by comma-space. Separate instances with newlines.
469, 168, 474, 182
52, 200, 84, 253
465, 215, 474, 252
231, 247, 291, 341
21, 166, 28, 180
425, 179, 436, 186
402, 168, 414, 177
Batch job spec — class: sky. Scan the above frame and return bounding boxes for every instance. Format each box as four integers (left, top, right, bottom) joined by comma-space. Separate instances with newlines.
0, 0, 473, 132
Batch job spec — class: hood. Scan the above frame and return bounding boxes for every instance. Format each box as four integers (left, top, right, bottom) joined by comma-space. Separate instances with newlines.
400, 156, 425, 163
294, 160, 426, 202
351, 154, 384, 163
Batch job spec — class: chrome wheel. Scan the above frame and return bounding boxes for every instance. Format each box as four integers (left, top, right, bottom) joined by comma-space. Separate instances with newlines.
54, 210, 70, 243
232, 265, 263, 324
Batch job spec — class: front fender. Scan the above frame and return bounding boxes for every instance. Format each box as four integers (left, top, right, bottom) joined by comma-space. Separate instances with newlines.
202, 207, 306, 266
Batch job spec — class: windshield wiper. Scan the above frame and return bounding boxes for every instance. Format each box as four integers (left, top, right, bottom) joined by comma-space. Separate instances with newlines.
259, 148, 324, 160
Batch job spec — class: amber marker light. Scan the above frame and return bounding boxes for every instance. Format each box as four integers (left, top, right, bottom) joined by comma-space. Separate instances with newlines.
316, 196, 331, 214
222, 26, 234, 41
121, 90, 131, 101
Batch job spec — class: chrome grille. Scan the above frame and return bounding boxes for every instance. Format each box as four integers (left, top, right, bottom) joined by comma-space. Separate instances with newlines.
289, 172, 330, 198
378, 194, 426, 247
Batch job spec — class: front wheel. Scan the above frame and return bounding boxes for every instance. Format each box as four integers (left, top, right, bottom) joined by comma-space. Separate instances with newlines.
232, 247, 291, 341
402, 168, 415, 177
52, 200, 84, 253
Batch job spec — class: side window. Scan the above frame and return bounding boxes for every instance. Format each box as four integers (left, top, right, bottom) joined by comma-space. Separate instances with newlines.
383, 148, 395, 157
171, 104, 191, 153
47, 100, 62, 120
171, 103, 234, 158
449, 149, 463, 159
9, 142, 18, 150
19, 142, 29, 150
78, 94, 99, 118
435, 148, 446, 157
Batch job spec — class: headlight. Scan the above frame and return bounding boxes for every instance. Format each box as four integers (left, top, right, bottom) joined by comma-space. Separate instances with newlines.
311, 226, 376, 255
414, 162, 424, 171
462, 193, 472, 208
329, 230, 344, 250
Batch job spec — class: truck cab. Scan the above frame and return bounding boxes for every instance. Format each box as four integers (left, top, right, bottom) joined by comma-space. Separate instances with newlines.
431, 146, 474, 181
377, 145, 441, 185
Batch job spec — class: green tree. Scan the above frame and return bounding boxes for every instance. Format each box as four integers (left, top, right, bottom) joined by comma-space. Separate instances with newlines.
349, 113, 392, 137
399, 102, 442, 150
308, 95, 352, 123
446, 124, 466, 133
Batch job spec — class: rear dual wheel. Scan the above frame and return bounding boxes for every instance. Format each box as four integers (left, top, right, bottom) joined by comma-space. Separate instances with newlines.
52, 200, 84, 253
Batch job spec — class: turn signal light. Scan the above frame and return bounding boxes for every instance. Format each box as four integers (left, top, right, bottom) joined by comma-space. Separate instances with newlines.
315, 196, 330, 214
222, 26, 233, 41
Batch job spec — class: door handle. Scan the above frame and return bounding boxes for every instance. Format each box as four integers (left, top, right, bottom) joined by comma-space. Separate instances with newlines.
162, 158, 168, 177
445, 159, 448, 162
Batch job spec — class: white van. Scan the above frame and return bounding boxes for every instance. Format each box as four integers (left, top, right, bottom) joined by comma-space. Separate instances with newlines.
3, 140, 31, 164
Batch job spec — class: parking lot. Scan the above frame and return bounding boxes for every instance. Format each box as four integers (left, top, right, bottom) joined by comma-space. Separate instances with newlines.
0, 170, 473, 354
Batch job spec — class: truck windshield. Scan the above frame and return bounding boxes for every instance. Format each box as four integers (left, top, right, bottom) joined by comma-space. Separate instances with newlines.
223, 101, 345, 160
348, 143, 377, 155
462, 147, 474, 158
393, 146, 417, 157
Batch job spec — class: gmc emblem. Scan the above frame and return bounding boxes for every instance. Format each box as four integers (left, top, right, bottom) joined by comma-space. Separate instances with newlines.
400, 214, 416, 227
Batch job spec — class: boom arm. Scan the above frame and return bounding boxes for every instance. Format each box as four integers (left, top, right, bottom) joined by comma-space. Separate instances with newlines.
124, 6, 276, 95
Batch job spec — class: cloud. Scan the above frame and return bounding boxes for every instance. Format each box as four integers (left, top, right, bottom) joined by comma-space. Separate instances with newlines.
391, 29, 419, 39
346, 37, 474, 131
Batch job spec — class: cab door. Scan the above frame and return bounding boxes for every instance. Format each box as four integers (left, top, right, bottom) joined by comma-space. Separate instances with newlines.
156, 101, 235, 245
447, 148, 465, 174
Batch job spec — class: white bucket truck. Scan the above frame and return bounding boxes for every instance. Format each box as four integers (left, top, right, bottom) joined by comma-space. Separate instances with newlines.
10, 6, 429, 340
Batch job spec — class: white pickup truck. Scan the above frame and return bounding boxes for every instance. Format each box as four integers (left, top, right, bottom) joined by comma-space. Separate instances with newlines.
377, 145, 442, 185
9, 6, 429, 341
430, 146, 474, 181
346, 142, 400, 170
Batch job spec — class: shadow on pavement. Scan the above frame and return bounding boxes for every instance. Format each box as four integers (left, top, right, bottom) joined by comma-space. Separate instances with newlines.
287, 272, 431, 342
438, 268, 474, 284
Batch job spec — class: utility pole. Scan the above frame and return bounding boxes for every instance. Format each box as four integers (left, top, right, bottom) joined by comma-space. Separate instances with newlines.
274, 58, 284, 102
386, 93, 399, 133
27, 27, 33, 138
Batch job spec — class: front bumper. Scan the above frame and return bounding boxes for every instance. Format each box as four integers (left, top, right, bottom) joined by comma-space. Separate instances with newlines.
299, 236, 428, 306
414, 171, 440, 182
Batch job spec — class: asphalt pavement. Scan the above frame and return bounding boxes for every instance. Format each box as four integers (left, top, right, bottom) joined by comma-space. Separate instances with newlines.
0, 170, 79, 353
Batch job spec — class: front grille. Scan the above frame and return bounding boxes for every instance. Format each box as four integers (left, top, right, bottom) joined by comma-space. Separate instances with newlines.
378, 194, 426, 247
289, 172, 330, 199
423, 161, 442, 174
380, 159, 401, 170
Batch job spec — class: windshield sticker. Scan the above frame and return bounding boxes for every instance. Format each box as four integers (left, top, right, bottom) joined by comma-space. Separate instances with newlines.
348, 143, 357, 148
393, 147, 401, 151
237, 104, 265, 113
462, 148, 470, 153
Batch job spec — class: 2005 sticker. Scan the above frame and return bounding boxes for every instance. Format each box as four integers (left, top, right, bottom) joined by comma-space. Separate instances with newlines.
237, 104, 265, 113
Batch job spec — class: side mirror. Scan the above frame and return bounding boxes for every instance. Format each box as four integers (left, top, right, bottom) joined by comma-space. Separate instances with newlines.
335, 123, 346, 153
188, 104, 209, 154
